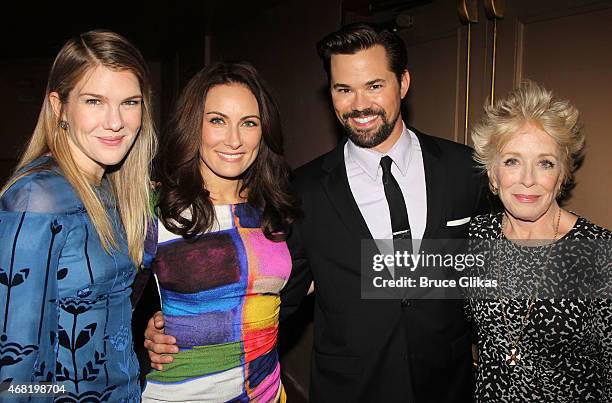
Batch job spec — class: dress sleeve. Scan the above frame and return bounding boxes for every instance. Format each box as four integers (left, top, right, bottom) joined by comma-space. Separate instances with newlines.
131, 217, 158, 307
0, 210, 67, 390
280, 221, 313, 321
593, 297, 612, 401
593, 237, 612, 400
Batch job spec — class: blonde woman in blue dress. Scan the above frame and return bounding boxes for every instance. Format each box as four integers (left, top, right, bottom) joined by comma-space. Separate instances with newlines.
0, 30, 156, 401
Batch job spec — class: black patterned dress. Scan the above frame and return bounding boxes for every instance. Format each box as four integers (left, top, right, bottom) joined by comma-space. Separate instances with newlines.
467, 213, 611, 402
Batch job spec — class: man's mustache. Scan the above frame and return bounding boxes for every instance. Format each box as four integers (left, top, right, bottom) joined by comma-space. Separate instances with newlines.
342, 108, 385, 120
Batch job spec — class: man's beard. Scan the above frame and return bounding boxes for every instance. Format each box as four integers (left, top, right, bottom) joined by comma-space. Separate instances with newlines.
341, 107, 399, 148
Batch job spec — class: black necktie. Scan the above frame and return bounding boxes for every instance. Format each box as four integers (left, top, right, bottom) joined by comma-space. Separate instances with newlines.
380, 156, 411, 243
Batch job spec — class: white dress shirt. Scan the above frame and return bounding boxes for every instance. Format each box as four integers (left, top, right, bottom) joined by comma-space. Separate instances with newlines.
344, 123, 427, 242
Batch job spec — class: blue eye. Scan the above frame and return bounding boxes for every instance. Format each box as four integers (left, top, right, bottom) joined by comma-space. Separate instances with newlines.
85, 99, 101, 105
210, 117, 224, 125
539, 159, 555, 168
503, 158, 518, 166
242, 120, 258, 128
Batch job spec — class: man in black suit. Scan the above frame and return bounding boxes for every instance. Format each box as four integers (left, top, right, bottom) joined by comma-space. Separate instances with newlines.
278, 23, 486, 402
144, 23, 486, 402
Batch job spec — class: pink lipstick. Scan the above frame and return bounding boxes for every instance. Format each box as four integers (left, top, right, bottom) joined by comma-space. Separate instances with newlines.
98, 136, 124, 146
513, 194, 540, 203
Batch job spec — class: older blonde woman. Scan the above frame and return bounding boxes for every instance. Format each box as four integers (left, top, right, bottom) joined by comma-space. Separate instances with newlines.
466, 81, 611, 401
0, 30, 156, 400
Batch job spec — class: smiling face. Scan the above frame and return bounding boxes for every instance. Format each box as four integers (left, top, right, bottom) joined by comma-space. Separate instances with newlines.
50, 65, 142, 181
330, 45, 409, 153
489, 123, 565, 223
199, 83, 262, 187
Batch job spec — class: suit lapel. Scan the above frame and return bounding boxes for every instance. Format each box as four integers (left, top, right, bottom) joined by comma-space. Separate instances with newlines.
320, 141, 373, 241
318, 130, 447, 241
414, 129, 445, 239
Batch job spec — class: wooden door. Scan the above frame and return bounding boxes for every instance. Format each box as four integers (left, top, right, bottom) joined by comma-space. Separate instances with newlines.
492, 0, 612, 227
347, 0, 611, 227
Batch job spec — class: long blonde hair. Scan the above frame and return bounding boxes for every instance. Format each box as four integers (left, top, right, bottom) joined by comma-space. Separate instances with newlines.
1, 30, 157, 266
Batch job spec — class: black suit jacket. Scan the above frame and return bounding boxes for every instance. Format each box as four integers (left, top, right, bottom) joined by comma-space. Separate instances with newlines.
281, 128, 488, 402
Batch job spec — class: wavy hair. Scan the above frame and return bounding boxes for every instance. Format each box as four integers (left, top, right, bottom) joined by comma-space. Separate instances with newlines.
1, 29, 157, 265
316, 22, 408, 84
471, 80, 584, 196
157, 61, 299, 240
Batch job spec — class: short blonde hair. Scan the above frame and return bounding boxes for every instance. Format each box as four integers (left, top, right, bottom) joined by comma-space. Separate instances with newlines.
471, 80, 584, 196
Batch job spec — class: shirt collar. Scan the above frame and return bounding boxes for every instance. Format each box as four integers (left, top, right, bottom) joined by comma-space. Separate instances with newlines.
346, 122, 412, 181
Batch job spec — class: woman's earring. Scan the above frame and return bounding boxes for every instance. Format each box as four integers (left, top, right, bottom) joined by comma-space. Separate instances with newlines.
490, 183, 498, 195
59, 120, 69, 130
556, 185, 563, 199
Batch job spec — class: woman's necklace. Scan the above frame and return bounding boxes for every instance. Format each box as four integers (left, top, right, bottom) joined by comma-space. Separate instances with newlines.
497, 208, 561, 366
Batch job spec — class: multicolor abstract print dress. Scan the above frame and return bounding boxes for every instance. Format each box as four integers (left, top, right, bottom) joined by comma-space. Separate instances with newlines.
0, 156, 140, 402
142, 203, 291, 402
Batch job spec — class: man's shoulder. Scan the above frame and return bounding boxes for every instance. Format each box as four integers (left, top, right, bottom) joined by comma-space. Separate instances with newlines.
413, 128, 473, 161
413, 128, 487, 209
293, 152, 327, 177
291, 144, 342, 190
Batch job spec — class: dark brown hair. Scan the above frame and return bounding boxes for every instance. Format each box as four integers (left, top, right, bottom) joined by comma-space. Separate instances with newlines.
156, 61, 300, 240
317, 22, 408, 84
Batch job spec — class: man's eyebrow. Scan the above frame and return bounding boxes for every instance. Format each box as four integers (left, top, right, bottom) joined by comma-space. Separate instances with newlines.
365, 79, 385, 86
332, 79, 385, 90
332, 83, 351, 89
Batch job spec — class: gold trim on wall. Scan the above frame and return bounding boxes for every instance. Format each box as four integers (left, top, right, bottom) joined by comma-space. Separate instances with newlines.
457, 0, 478, 144
484, 0, 505, 106
464, 23, 472, 145
457, 0, 478, 23
490, 18, 498, 106
483, 0, 505, 19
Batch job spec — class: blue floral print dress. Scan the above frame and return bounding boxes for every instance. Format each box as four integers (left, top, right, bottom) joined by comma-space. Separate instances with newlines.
0, 156, 140, 402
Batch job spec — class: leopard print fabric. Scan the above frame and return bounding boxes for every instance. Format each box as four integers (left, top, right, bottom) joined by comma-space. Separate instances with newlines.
467, 213, 611, 402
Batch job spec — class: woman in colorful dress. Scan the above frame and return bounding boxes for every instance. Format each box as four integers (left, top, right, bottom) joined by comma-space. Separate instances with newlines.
141, 62, 299, 402
0, 30, 157, 401
467, 81, 611, 401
